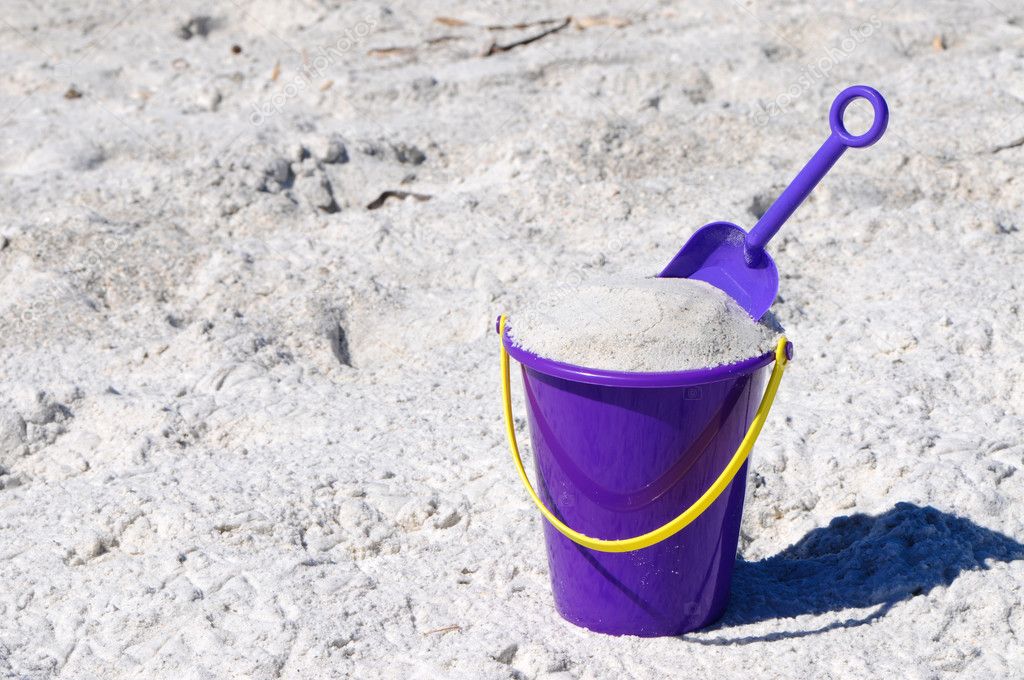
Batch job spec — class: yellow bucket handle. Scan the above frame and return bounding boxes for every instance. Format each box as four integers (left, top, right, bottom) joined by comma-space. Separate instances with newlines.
499, 314, 790, 553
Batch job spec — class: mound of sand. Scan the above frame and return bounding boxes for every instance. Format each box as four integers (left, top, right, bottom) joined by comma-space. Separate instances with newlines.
508, 277, 780, 371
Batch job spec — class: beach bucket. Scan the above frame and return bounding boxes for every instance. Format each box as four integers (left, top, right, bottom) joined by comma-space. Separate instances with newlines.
498, 315, 792, 636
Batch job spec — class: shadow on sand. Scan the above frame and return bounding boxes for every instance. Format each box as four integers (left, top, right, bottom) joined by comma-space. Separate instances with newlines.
686, 502, 1024, 644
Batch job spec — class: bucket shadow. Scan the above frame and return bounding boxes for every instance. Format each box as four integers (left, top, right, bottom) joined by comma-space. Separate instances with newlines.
687, 502, 1024, 644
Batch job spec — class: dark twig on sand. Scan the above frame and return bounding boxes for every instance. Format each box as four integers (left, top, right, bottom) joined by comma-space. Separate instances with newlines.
483, 17, 571, 56
372, 14, 622, 59
992, 136, 1024, 154
366, 191, 433, 210
483, 18, 566, 31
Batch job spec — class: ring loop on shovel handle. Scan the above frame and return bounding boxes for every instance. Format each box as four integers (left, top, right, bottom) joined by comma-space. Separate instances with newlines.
829, 85, 888, 148
499, 315, 791, 554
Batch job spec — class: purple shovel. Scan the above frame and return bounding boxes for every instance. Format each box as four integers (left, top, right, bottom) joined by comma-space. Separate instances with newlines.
660, 85, 889, 319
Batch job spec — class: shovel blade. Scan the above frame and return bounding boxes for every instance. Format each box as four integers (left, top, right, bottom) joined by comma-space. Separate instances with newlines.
659, 221, 779, 319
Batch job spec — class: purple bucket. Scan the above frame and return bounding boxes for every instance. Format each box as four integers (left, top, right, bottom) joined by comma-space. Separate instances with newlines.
503, 326, 776, 636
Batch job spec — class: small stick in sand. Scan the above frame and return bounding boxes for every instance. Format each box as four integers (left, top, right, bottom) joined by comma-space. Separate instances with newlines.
368, 46, 415, 57
483, 18, 566, 31
483, 17, 571, 56
434, 16, 564, 31
434, 16, 469, 27
422, 624, 462, 636
574, 15, 632, 29
366, 191, 433, 210
425, 35, 461, 46
992, 136, 1024, 154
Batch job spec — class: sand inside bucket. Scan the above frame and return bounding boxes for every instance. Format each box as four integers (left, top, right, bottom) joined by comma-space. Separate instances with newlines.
507, 277, 782, 372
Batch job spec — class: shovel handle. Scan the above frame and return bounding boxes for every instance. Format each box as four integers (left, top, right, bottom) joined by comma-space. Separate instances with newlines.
744, 85, 889, 265
498, 315, 791, 553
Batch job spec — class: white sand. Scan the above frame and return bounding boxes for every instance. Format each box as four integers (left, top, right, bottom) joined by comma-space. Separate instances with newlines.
507, 277, 780, 371
2, 1, 1024, 678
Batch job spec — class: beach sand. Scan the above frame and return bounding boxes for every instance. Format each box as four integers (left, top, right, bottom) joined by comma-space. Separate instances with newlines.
1, 1, 1023, 677
506, 276, 780, 371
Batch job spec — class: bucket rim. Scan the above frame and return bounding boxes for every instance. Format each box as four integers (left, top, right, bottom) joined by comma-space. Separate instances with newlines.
501, 325, 777, 388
